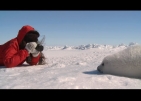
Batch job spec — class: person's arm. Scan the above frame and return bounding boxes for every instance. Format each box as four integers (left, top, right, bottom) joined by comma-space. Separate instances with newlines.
3, 43, 29, 68
26, 53, 41, 65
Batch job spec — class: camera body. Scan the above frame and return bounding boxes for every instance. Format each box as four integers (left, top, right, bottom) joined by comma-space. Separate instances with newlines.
35, 44, 44, 52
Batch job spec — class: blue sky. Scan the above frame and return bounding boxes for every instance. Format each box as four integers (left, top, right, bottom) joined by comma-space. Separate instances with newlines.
0, 10, 141, 46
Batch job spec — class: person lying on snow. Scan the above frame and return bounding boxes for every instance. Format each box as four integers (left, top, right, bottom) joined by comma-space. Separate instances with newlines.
0, 25, 46, 68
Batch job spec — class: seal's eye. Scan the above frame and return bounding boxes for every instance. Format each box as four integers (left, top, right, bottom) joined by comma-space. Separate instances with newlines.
102, 63, 104, 66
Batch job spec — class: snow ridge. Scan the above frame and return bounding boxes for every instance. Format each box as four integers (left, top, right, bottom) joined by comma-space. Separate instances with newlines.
45, 42, 139, 50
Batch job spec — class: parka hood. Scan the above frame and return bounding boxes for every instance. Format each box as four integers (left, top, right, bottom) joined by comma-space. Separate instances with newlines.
17, 25, 39, 44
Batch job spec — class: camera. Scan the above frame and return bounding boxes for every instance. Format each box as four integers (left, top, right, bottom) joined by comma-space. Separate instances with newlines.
35, 44, 44, 51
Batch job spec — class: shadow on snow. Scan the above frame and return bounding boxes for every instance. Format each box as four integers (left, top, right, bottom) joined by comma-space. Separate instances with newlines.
83, 69, 102, 75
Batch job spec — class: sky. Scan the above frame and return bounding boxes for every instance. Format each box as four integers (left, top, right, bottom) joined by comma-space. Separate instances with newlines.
0, 10, 141, 46
0, 44, 141, 89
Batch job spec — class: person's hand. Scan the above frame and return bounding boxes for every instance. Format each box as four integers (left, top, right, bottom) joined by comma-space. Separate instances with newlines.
25, 42, 37, 53
31, 49, 40, 57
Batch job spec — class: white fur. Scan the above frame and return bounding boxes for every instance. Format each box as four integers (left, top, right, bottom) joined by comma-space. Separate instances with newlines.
97, 45, 141, 79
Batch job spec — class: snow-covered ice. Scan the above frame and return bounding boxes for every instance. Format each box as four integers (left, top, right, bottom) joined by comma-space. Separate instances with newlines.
0, 42, 141, 89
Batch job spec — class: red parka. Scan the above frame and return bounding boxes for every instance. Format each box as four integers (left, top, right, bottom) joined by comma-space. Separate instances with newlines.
0, 25, 40, 68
